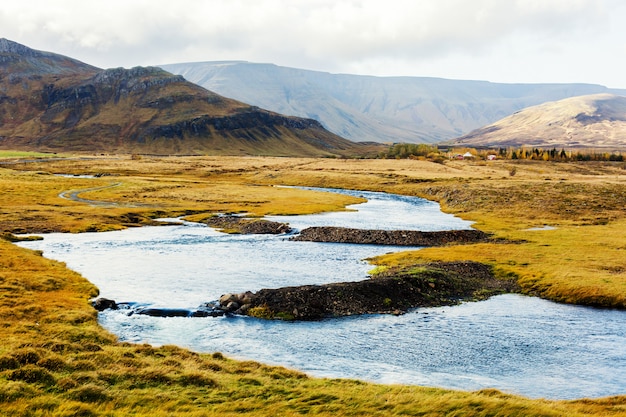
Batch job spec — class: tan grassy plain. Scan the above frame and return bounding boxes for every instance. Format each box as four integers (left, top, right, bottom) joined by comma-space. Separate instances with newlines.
1, 153, 626, 416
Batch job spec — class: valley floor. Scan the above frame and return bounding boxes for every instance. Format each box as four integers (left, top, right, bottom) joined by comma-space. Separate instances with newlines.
1, 154, 625, 416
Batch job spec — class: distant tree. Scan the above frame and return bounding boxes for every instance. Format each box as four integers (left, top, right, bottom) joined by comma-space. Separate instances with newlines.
381, 143, 439, 159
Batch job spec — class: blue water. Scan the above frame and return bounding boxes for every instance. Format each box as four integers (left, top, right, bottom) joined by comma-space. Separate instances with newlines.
18, 188, 626, 399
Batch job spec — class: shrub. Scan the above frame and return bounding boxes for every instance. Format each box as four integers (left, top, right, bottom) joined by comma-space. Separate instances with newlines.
71, 360, 97, 371
178, 372, 218, 387
67, 384, 110, 403
135, 369, 172, 386
162, 358, 183, 368
13, 348, 41, 365
0, 355, 19, 370
56, 377, 78, 391
24, 396, 59, 412
200, 361, 223, 372
8, 365, 56, 386
37, 355, 67, 371
269, 368, 308, 380
238, 377, 262, 386
46, 342, 82, 353
247, 305, 274, 319
275, 311, 295, 321
0, 381, 38, 402
57, 403, 97, 417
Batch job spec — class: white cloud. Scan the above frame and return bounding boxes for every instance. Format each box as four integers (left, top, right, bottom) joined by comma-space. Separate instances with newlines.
1, 0, 625, 87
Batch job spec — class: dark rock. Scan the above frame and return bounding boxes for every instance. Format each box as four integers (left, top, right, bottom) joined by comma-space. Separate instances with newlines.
91, 298, 118, 311
290, 227, 491, 246
225, 301, 240, 312
190, 309, 226, 317
205, 215, 291, 234
131, 304, 227, 318
135, 308, 192, 317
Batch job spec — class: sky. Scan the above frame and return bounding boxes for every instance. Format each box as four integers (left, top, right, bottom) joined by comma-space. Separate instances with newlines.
2, 0, 626, 88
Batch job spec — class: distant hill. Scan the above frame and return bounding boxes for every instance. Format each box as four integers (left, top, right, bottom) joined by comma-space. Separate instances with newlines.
0, 39, 363, 157
161, 61, 626, 144
447, 94, 626, 150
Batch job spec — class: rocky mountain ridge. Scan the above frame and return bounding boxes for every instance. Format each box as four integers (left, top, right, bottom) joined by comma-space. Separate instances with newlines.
0, 38, 99, 76
0, 39, 362, 156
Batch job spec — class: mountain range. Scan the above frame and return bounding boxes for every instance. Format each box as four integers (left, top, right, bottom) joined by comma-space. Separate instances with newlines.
161, 61, 626, 144
0, 39, 361, 157
2, 38, 625, 155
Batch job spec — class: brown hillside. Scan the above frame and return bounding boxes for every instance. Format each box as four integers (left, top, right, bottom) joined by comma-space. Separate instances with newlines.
448, 94, 626, 150
0, 39, 362, 157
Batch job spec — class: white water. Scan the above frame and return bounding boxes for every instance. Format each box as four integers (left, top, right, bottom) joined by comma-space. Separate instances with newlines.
18, 188, 626, 399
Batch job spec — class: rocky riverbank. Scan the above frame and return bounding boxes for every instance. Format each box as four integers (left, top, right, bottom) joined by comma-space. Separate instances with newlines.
216, 261, 520, 320
290, 227, 491, 246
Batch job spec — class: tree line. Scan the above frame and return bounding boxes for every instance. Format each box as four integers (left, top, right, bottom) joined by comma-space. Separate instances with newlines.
498, 147, 624, 162
379, 143, 624, 162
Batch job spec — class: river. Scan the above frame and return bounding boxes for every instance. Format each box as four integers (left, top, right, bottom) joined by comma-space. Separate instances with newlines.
18, 188, 626, 399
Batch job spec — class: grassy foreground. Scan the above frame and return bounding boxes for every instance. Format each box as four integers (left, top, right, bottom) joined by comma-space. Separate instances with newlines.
1, 154, 625, 416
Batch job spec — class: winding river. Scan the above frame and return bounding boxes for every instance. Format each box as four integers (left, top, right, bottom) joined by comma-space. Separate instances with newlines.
18, 188, 626, 400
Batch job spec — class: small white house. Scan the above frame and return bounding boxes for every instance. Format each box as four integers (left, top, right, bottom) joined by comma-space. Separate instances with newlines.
462, 152, 474, 159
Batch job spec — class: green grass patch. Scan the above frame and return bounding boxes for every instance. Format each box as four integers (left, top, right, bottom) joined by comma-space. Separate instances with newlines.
0, 150, 65, 159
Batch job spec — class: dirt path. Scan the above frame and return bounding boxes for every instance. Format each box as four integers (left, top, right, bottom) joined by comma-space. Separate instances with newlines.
58, 182, 153, 208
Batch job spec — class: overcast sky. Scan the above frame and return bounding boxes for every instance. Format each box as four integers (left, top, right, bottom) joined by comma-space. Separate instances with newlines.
2, 0, 626, 88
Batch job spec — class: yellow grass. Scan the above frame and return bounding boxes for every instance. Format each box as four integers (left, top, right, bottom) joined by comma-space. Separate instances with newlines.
0, 158, 362, 233
1, 155, 625, 416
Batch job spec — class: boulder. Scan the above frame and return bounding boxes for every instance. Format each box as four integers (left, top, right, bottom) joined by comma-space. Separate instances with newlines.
219, 293, 237, 305
91, 297, 118, 311
225, 301, 240, 312
136, 308, 192, 317
238, 291, 255, 305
